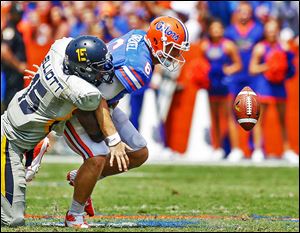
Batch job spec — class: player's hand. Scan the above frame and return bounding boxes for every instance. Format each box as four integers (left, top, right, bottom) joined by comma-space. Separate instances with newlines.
24, 64, 39, 80
109, 142, 132, 172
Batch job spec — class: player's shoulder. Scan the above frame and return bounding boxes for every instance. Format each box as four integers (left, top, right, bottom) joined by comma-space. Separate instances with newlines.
63, 75, 102, 111
119, 54, 153, 85
50, 37, 73, 55
52, 37, 73, 47
126, 31, 152, 73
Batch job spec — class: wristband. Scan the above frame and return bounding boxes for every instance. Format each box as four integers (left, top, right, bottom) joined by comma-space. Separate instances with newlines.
105, 132, 121, 147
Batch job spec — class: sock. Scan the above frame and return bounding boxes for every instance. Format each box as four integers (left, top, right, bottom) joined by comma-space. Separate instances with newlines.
69, 199, 85, 215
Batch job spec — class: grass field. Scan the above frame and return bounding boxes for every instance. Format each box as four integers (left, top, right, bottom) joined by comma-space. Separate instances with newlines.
2, 163, 299, 232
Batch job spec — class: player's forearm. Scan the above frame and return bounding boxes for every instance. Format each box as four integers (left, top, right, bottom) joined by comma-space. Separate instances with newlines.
95, 98, 118, 138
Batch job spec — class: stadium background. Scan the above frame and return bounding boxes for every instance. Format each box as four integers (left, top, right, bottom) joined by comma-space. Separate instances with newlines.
1, 1, 299, 162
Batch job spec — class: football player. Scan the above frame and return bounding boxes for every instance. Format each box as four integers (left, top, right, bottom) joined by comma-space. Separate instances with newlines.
1, 35, 129, 226
63, 16, 190, 228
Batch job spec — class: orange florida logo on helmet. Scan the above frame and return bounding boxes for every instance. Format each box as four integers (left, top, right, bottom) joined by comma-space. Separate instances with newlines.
145, 16, 190, 72
155, 21, 180, 41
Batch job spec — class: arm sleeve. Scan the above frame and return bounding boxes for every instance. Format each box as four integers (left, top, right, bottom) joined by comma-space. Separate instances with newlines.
62, 75, 102, 111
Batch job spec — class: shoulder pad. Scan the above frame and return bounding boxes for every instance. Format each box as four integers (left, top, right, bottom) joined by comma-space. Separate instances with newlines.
51, 37, 73, 57
63, 75, 102, 111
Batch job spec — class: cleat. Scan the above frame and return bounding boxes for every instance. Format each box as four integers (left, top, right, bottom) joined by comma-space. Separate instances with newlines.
25, 137, 50, 182
85, 197, 95, 217
65, 211, 89, 228
67, 170, 95, 216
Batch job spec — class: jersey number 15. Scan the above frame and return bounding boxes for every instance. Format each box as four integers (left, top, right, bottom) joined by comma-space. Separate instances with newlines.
18, 74, 47, 115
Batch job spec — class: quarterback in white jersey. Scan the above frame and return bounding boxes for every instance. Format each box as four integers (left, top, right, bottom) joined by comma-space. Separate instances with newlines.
1, 35, 129, 227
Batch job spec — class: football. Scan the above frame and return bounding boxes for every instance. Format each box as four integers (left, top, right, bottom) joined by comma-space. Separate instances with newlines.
233, 86, 260, 131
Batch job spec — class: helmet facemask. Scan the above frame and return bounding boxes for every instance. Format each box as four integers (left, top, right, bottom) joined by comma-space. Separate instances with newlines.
156, 41, 189, 72
65, 52, 114, 87
89, 52, 115, 86
152, 22, 190, 72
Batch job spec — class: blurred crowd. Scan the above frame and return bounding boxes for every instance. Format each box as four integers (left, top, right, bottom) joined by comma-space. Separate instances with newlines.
1, 1, 299, 163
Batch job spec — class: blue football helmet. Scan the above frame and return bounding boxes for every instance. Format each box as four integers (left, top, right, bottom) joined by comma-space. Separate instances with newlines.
64, 35, 114, 86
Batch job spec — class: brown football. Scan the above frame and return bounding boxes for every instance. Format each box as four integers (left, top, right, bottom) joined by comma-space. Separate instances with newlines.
233, 86, 260, 131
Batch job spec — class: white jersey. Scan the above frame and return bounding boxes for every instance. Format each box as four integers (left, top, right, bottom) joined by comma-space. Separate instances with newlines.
1, 37, 102, 151
97, 76, 125, 102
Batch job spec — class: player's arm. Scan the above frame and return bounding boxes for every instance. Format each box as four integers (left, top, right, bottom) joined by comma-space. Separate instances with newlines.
63, 75, 130, 171
94, 98, 130, 171
249, 43, 268, 75
223, 40, 242, 76
74, 101, 119, 142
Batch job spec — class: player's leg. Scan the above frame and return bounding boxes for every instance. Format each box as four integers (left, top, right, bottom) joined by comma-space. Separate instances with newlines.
100, 106, 148, 177
65, 155, 107, 228
64, 107, 148, 225
64, 119, 110, 228
73, 156, 106, 205
1, 135, 26, 227
101, 147, 148, 177
129, 92, 145, 130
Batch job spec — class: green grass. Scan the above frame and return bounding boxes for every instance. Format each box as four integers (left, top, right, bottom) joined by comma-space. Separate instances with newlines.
1, 163, 299, 232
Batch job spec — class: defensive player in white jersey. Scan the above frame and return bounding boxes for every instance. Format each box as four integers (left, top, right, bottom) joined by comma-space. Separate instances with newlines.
60, 16, 190, 228
1, 35, 130, 226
